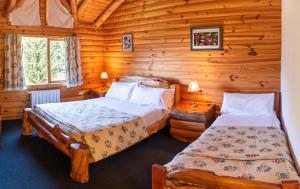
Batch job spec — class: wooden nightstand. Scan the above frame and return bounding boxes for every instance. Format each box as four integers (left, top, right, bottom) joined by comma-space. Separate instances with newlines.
170, 103, 216, 142
89, 88, 107, 99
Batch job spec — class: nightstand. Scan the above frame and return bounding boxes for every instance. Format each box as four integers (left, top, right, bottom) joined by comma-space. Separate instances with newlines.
170, 103, 216, 142
89, 88, 107, 99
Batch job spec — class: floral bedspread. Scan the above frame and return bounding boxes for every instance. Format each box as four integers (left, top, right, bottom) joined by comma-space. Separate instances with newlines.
165, 126, 299, 185
34, 99, 148, 162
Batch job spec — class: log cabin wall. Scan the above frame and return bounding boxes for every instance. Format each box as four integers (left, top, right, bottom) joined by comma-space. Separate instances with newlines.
0, 0, 103, 120
102, 0, 281, 108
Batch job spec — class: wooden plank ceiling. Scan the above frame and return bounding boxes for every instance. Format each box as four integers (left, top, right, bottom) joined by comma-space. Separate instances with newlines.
78, 0, 115, 23
76, 0, 127, 27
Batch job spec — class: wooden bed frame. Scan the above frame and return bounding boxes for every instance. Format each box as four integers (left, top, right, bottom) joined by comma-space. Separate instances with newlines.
152, 91, 300, 189
22, 77, 180, 183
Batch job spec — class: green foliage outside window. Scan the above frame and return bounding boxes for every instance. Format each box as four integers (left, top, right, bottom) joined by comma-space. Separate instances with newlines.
22, 37, 48, 84
22, 37, 66, 85
50, 40, 66, 82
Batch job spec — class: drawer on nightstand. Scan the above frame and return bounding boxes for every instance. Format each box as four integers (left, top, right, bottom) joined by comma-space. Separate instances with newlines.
170, 119, 205, 132
170, 103, 216, 142
170, 128, 202, 143
170, 111, 207, 123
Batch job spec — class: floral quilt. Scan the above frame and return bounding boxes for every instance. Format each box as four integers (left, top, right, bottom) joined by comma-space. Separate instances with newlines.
165, 126, 300, 185
34, 99, 148, 162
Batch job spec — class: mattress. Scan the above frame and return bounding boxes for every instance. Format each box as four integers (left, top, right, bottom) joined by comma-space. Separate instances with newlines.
35, 97, 169, 129
165, 113, 299, 185
33, 97, 169, 162
90, 97, 169, 127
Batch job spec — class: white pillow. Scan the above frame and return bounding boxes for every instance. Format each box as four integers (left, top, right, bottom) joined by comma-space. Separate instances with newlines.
129, 86, 165, 109
105, 82, 136, 101
220, 92, 275, 116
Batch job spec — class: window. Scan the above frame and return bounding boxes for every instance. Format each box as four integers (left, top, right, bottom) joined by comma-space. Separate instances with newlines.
22, 37, 66, 85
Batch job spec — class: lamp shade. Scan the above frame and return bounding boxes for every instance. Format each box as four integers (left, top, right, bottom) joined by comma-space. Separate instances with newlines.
188, 81, 200, 93
101, 72, 108, 79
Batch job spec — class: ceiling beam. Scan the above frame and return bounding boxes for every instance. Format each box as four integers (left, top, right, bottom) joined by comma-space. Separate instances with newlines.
77, 0, 91, 16
60, 0, 72, 14
94, 0, 126, 28
70, 0, 78, 23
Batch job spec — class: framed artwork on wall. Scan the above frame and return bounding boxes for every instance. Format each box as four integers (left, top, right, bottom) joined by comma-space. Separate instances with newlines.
190, 26, 223, 51
122, 34, 133, 52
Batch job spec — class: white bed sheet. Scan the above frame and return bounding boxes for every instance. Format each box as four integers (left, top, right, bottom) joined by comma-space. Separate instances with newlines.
91, 97, 169, 127
212, 111, 280, 129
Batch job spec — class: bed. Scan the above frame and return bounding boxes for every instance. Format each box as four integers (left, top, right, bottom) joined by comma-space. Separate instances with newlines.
152, 92, 300, 189
22, 76, 180, 183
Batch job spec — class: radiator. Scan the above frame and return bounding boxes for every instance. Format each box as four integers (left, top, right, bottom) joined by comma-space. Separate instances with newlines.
30, 89, 61, 108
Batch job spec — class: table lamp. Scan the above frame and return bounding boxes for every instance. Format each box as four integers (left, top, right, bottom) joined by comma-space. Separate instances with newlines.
101, 72, 108, 90
188, 81, 201, 107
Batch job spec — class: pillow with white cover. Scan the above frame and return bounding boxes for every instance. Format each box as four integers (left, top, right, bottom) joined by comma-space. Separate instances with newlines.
220, 92, 275, 116
129, 86, 174, 110
105, 82, 136, 101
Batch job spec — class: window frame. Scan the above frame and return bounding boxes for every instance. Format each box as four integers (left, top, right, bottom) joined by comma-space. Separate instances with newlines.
21, 35, 67, 87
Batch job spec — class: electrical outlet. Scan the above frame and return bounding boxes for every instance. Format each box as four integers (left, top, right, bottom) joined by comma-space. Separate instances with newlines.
78, 91, 85, 96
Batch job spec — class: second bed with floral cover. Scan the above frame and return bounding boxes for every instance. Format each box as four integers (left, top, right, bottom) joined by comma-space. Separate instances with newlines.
34, 99, 148, 162
165, 125, 300, 186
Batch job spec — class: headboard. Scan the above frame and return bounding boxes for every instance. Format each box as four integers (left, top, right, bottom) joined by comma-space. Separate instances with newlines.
225, 91, 281, 118
116, 76, 181, 105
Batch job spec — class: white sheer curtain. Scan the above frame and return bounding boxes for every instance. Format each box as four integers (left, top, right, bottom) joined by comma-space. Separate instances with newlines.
10, 0, 41, 26
48, 0, 73, 28
65, 36, 83, 88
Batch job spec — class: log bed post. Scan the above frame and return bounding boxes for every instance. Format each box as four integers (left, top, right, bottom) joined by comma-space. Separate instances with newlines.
152, 164, 167, 189
23, 108, 32, 136
70, 143, 90, 183
282, 180, 299, 189
23, 108, 91, 183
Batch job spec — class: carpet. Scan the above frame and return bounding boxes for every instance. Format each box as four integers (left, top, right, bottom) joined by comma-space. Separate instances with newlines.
0, 120, 187, 189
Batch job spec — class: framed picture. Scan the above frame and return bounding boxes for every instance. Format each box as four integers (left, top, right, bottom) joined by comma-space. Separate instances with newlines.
190, 26, 222, 51
122, 34, 133, 52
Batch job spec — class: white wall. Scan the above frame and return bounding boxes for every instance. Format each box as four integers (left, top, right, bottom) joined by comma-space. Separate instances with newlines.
281, 0, 300, 169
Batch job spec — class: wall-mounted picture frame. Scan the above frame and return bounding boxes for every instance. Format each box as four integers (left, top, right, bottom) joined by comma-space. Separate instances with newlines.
190, 26, 223, 51
122, 34, 133, 52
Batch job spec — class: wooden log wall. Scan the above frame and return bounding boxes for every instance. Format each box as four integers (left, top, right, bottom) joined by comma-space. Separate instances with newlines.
0, 0, 103, 120
102, 0, 281, 108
